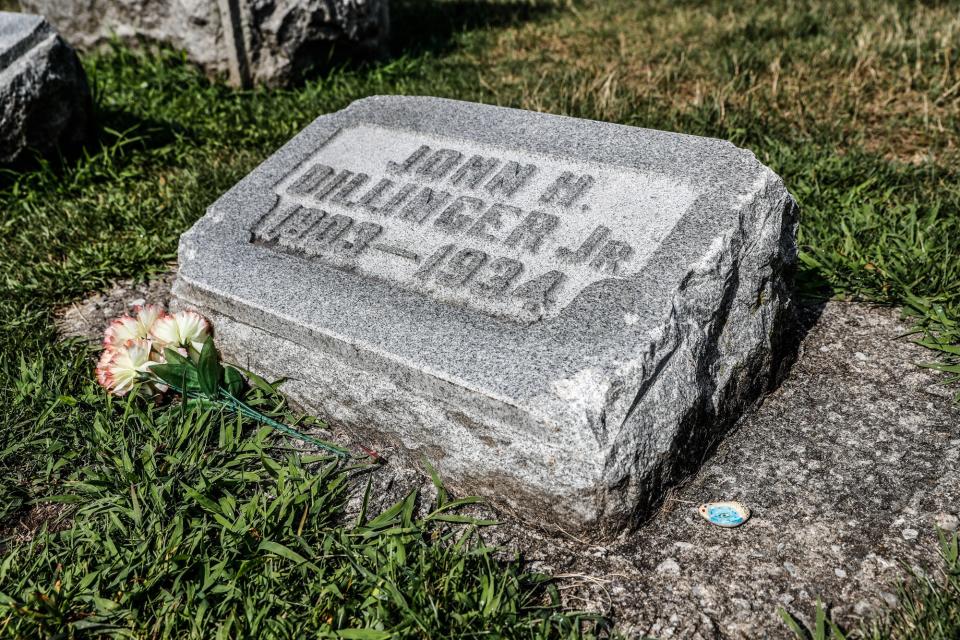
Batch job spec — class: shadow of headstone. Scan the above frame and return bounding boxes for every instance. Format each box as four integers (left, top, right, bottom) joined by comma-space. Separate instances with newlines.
390, 0, 561, 58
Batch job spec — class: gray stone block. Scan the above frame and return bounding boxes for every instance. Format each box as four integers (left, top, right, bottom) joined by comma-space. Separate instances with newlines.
19, 0, 389, 87
174, 96, 799, 535
0, 11, 92, 166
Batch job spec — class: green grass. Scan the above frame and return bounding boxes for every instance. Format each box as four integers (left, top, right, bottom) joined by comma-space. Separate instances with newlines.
0, 0, 958, 637
0, 354, 602, 637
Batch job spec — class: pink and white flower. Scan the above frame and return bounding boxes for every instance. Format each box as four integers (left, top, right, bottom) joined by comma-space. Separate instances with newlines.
95, 338, 157, 396
150, 310, 210, 352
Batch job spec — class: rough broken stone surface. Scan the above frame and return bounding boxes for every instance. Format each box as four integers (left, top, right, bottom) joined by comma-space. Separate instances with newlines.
0, 11, 92, 166
20, 0, 389, 87
172, 96, 799, 535
58, 281, 960, 638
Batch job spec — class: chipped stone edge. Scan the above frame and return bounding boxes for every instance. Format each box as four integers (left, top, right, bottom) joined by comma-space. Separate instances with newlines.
591, 165, 799, 533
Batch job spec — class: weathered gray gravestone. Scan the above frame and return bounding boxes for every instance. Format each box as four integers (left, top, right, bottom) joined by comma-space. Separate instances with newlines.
0, 12, 92, 167
174, 96, 798, 535
19, 0, 389, 87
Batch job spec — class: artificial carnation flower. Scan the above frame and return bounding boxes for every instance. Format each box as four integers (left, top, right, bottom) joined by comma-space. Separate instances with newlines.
95, 338, 157, 396
150, 310, 210, 352
93, 309, 354, 459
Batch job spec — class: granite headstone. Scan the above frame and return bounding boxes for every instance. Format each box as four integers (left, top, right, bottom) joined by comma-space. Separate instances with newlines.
174, 96, 798, 535
0, 11, 92, 167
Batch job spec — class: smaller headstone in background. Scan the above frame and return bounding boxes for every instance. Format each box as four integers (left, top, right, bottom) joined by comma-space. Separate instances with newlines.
0, 11, 92, 167
19, 0, 390, 87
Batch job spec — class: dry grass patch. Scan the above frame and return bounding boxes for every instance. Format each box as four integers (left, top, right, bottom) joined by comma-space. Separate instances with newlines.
466, 0, 959, 162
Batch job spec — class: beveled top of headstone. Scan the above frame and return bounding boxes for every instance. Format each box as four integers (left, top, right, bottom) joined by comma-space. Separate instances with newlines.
0, 12, 52, 70
177, 96, 778, 417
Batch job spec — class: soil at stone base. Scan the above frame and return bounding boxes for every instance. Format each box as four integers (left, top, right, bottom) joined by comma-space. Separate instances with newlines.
49, 271, 960, 639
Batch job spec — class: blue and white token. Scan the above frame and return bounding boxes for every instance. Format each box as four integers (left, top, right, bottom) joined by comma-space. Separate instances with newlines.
698, 501, 750, 528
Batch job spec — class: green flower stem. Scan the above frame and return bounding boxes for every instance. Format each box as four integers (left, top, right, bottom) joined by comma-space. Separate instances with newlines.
151, 375, 351, 458
219, 388, 352, 458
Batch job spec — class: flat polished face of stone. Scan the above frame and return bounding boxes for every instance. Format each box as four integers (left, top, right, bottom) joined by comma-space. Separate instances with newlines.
255, 124, 697, 323
176, 96, 797, 533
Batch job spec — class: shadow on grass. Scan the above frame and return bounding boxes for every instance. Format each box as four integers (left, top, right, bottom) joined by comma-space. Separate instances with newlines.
292, 0, 562, 82
0, 106, 185, 192
93, 104, 184, 149
390, 0, 561, 57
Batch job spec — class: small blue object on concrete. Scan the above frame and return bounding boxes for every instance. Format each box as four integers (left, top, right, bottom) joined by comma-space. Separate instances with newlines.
699, 501, 751, 528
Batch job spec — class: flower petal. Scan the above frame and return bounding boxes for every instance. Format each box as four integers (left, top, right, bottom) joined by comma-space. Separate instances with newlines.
173, 311, 210, 349
134, 304, 164, 336
103, 316, 140, 347
150, 314, 180, 349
